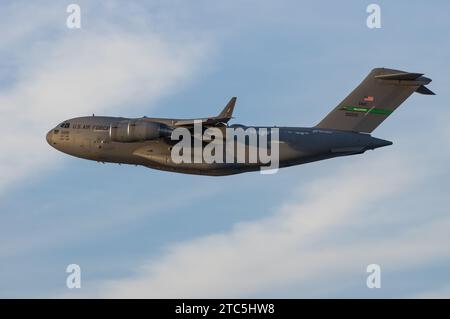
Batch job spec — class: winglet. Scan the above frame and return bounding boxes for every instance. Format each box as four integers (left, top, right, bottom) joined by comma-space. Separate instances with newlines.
217, 97, 236, 120
172, 97, 237, 127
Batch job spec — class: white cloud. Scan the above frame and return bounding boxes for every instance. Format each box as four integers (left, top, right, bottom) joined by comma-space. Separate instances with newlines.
0, 2, 211, 195
93, 152, 450, 298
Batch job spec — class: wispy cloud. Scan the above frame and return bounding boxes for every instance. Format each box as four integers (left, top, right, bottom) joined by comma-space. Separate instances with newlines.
91, 150, 450, 298
0, 1, 211, 195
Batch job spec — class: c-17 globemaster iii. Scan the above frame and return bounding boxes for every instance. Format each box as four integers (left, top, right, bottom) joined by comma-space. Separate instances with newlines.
46, 68, 434, 176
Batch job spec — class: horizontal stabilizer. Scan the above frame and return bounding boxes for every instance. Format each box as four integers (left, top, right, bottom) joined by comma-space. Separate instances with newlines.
416, 85, 435, 95
374, 72, 424, 81
375, 71, 435, 95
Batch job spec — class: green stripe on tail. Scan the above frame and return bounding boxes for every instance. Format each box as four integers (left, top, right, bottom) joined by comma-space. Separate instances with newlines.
340, 106, 393, 115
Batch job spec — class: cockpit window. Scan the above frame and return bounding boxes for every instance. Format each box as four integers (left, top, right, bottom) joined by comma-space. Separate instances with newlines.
59, 122, 70, 128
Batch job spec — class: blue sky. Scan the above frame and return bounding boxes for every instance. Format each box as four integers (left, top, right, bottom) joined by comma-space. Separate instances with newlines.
1, 0, 450, 298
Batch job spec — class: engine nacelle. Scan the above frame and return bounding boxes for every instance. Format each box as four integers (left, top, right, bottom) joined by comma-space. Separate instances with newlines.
109, 120, 172, 143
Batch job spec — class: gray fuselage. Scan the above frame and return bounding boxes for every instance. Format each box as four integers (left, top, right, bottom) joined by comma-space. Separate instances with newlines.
46, 116, 392, 176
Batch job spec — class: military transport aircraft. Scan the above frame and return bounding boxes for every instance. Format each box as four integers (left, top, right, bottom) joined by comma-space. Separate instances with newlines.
46, 68, 434, 176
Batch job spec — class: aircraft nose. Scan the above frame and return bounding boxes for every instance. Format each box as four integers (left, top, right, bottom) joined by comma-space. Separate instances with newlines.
46, 130, 53, 145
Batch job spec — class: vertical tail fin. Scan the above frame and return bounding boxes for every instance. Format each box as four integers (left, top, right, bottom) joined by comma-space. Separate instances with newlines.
315, 68, 434, 133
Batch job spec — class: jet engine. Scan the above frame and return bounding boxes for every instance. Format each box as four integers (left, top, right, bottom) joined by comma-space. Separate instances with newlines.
109, 120, 172, 143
